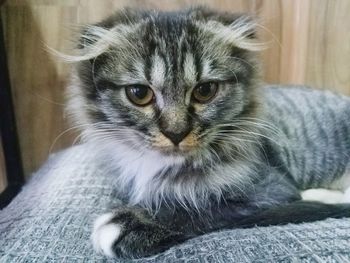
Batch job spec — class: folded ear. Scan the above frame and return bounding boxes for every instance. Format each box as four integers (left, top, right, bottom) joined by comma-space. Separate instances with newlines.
77, 25, 111, 50
65, 24, 138, 62
189, 6, 256, 37
189, 7, 263, 51
77, 8, 144, 50
58, 9, 144, 62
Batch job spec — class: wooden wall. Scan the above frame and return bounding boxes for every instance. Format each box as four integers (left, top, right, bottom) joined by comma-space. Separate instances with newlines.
1, 0, 350, 180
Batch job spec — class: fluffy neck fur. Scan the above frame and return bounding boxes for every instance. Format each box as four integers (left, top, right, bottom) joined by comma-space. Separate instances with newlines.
85, 136, 261, 212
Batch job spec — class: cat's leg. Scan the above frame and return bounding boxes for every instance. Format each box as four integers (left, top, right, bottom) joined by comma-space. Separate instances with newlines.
91, 206, 189, 259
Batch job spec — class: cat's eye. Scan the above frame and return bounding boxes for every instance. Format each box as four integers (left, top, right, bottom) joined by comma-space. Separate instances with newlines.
125, 85, 154, 106
192, 82, 218, 103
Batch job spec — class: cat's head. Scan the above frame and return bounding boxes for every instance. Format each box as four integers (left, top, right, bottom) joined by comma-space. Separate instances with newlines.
68, 7, 263, 166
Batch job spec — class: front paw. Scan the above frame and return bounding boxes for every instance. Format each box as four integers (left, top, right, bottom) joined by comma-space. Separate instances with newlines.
91, 208, 186, 259
92, 212, 122, 257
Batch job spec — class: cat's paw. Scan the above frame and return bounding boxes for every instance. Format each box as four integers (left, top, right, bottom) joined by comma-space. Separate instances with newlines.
91, 212, 122, 257
301, 188, 350, 204
91, 207, 186, 259
343, 187, 350, 203
301, 188, 345, 204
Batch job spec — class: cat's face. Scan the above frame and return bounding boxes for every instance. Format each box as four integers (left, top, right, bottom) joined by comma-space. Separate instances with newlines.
72, 8, 261, 161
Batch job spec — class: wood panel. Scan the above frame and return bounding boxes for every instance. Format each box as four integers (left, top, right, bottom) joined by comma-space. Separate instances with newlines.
305, 0, 350, 95
2, 5, 73, 177
1, 0, 350, 179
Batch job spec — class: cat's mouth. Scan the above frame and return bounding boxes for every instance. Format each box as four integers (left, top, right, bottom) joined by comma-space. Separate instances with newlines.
153, 145, 197, 156
151, 132, 200, 156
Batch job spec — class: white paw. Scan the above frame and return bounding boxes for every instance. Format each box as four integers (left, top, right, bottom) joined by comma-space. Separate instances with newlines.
301, 188, 345, 204
343, 187, 350, 203
91, 212, 122, 257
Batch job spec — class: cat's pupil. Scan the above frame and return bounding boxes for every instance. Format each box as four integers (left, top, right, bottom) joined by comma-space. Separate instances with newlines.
131, 86, 148, 99
192, 82, 218, 103
198, 84, 212, 97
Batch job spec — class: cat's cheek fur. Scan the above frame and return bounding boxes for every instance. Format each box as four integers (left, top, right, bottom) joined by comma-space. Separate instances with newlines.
92, 213, 122, 258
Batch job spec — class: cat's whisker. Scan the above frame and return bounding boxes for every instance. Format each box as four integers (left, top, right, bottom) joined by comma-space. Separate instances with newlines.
234, 119, 281, 134
223, 55, 258, 71
217, 118, 280, 132
234, 122, 281, 137
254, 23, 282, 49
49, 123, 98, 155
211, 133, 262, 160
216, 136, 257, 146
205, 146, 220, 168
227, 67, 239, 86
214, 132, 268, 159
215, 125, 280, 145
72, 133, 84, 146
215, 121, 271, 131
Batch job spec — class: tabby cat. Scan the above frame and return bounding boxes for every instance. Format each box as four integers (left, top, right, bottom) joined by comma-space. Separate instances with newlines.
64, 7, 350, 259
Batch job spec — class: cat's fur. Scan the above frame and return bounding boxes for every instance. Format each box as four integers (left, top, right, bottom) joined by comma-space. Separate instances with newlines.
65, 7, 350, 259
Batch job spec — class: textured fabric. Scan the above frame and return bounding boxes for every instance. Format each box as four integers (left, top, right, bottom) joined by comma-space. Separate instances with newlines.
1, 145, 350, 263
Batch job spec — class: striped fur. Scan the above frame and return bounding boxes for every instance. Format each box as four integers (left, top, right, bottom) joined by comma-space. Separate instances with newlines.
263, 86, 350, 190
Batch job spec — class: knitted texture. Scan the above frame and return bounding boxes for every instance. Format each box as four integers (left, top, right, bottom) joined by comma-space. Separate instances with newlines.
0, 145, 350, 262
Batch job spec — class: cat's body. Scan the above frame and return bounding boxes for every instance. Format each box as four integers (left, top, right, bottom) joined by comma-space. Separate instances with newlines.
65, 7, 350, 259
88, 86, 350, 258
263, 86, 350, 191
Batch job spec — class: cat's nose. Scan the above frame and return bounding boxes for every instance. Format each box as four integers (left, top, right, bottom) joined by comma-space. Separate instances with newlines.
158, 106, 192, 145
161, 129, 191, 145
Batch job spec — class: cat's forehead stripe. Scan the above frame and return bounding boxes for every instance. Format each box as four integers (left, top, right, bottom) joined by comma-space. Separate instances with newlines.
150, 54, 166, 87
183, 53, 197, 84
201, 59, 212, 80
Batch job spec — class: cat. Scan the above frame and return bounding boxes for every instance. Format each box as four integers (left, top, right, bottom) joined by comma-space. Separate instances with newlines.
63, 7, 350, 259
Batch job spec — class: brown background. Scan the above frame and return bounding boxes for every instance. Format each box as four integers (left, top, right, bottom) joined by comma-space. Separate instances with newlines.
1, 0, 350, 182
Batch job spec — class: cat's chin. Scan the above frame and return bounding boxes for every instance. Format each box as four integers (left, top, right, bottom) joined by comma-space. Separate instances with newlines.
153, 145, 196, 157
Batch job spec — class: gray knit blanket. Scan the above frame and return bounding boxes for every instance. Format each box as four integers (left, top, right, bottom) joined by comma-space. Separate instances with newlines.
1, 145, 350, 262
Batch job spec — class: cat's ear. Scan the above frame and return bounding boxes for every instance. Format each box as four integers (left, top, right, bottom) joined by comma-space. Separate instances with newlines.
77, 25, 109, 50
189, 6, 257, 37
73, 9, 150, 63
76, 25, 113, 64
190, 7, 263, 51
77, 8, 142, 50
61, 23, 133, 63
60, 25, 114, 62
77, 8, 146, 50
46, 24, 115, 63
